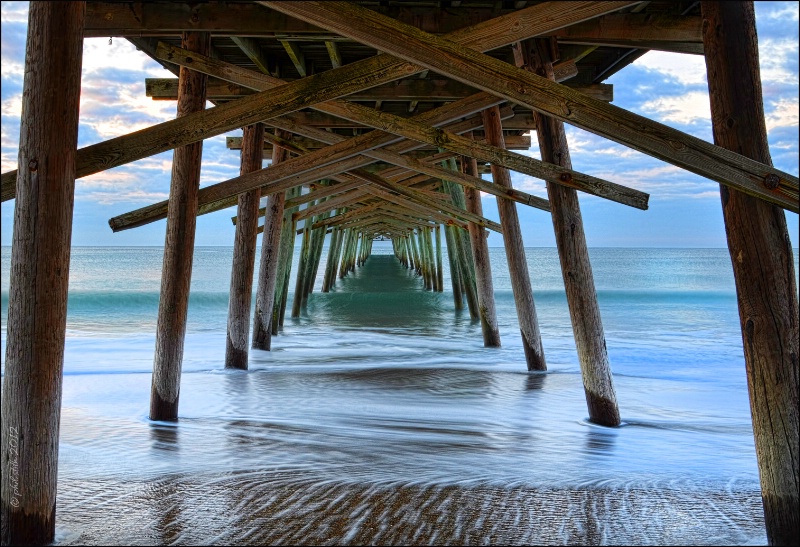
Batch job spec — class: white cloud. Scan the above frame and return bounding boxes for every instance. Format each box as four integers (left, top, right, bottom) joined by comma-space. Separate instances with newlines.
764, 3, 799, 21
0, 2, 28, 23
640, 91, 711, 125
634, 51, 708, 86
765, 98, 799, 132
758, 38, 800, 85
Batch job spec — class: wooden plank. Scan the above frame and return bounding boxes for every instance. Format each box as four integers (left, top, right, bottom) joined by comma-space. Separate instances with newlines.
0, 4, 85, 546
224, 134, 532, 152
107, 94, 512, 231
84, 1, 634, 38
701, 3, 799, 544
0, 42, 418, 201
98, 0, 642, 224
266, 0, 798, 212
146, 76, 613, 102
280, 40, 306, 77
288, 90, 647, 209
551, 13, 702, 43
325, 41, 342, 68
231, 37, 271, 75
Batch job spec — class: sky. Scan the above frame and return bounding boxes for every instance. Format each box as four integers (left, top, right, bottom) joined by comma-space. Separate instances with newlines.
1, 1, 798, 248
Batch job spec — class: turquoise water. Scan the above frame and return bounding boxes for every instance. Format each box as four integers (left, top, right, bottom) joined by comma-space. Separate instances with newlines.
1, 245, 798, 545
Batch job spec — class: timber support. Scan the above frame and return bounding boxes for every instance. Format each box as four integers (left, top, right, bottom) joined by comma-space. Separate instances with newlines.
0, 3, 85, 544
701, 3, 799, 544
150, 31, 210, 421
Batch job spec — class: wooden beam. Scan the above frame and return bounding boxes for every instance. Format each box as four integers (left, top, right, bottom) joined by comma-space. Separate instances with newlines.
150, 31, 210, 423
252, 129, 292, 351
701, 3, 799, 544
7, 1, 627, 202
325, 40, 342, 68
145, 77, 613, 103
224, 134, 533, 152
0, 4, 85, 546
280, 40, 307, 76
524, 37, 620, 425
230, 37, 271, 75
275, 89, 646, 209
551, 12, 702, 44
84, 1, 634, 38
106, 95, 524, 231
225, 123, 264, 370
266, 1, 797, 212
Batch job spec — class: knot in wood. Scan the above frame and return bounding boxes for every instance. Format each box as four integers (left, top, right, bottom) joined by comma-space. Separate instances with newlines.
559, 172, 572, 183
763, 173, 780, 190
28, 159, 38, 172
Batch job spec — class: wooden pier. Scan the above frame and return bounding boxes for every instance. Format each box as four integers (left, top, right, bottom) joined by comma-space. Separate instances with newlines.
0, 2, 797, 545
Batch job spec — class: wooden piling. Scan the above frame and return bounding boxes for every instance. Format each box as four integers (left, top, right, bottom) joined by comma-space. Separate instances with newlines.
291, 209, 314, 317
275, 212, 298, 331
444, 224, 464, 309
521, 39, 619, 424
482, 106, 546, 371
150, 31, 210, 421
252, 129, 292, 350
701, 3, 799, 543
0, 3, 85, 544
273, 188, 301, 333
435, 225, 444, 292
463, 154, 501, 347
442, 159, 479, 319
225, 123, 265, 369
322, 223, 342, 292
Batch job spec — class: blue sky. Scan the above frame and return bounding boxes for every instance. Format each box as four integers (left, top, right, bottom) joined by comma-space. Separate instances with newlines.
1, 2, 797, 248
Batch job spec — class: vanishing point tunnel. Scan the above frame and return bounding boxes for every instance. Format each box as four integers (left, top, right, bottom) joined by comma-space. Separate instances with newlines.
0, 1, 797, 545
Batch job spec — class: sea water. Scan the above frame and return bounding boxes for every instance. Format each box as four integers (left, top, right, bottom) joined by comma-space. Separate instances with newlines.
1, 245, 797, 545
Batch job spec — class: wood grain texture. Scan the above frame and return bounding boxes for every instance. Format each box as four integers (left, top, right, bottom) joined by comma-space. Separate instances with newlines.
4, 0, 635, 202
702, 3, 799, 544
0, 4, 85, 545
464, 155, 501, 347
225, 123, 264, 369
482, 107, 547, 371
150, 31, 210, 422
266, 1, 797, 212
525, 38, 619, 425
252, 130, 292, 351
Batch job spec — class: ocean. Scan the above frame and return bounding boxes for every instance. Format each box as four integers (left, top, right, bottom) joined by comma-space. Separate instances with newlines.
1, 245, 798, 545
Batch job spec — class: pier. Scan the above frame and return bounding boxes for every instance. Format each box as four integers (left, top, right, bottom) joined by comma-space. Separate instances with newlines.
1, 2, 797, 545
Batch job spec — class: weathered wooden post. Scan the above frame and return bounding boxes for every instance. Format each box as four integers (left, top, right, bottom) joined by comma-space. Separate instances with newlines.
252, 129, 292, 350
463, 154, 501, 347
409, 229, 422, 277
444, 224, 464, 309
0, 3, 85, 544
482, 106, 546, 371
273, 188, 301, 333
519, 39, 619, 424
150, 31, 210, 420
701, 3, 799, 543
322, 224, 342, 292
435, 225, 444, 292
225, 123, 265, 369
291, 211, 314, 317
442, 162, 479, 319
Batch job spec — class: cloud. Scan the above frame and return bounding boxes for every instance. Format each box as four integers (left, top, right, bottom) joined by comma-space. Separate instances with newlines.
0, 2, 28, 23
765, 98, 799, 132
764, 3, 799, 22
640, 91, 711, 125
633, 51, 708, 86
